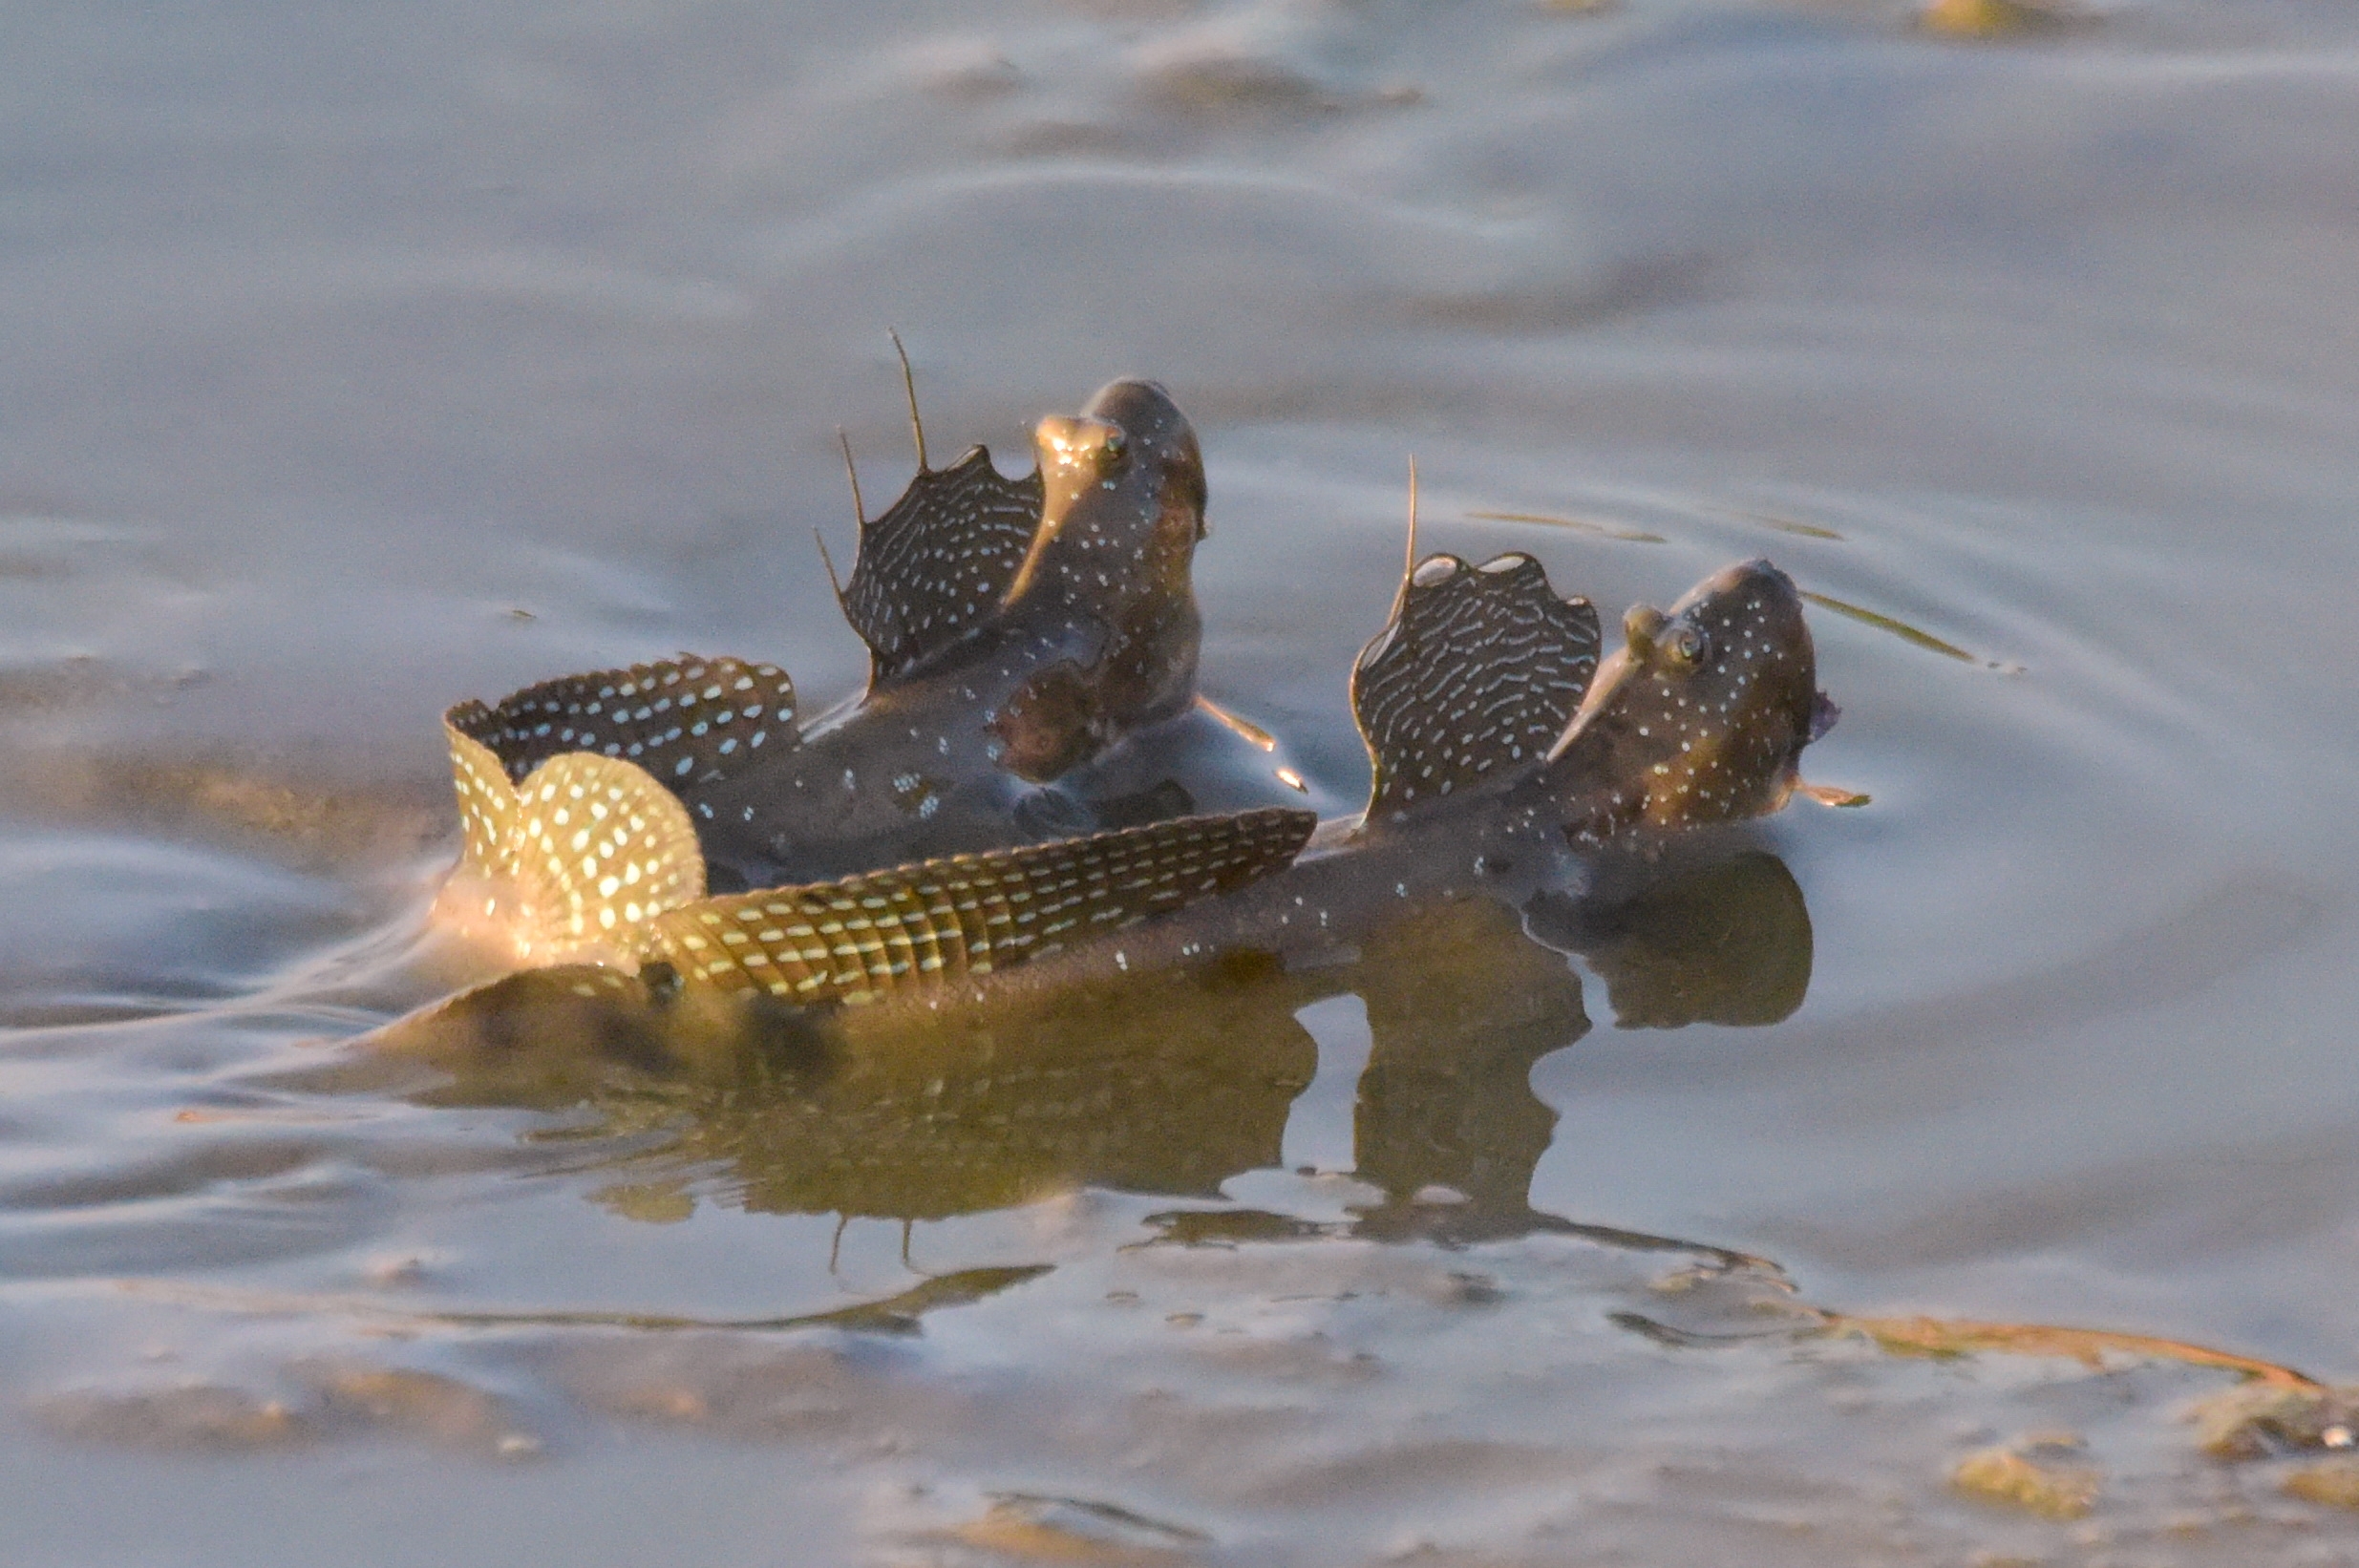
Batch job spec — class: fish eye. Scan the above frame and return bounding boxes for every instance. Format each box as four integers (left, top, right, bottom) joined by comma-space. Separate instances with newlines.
1666, 625, 1709, 668
1096, 428, 1128, 469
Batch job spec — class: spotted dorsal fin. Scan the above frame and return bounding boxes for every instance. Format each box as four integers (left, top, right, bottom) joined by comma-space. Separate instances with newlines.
440, 719, 709, 962
1350, 552, 1601, 821
448, 655, 797, 795
644, 806, 1316, 1004
842, 445, 1046, 687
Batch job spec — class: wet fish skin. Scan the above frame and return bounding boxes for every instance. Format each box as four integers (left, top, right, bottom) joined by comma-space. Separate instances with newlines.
859, 558, 1826, 1003
686, 378, 1208, 885
427, 551, 1820, 1007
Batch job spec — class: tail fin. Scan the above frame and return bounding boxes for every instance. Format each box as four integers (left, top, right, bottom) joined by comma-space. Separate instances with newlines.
1350, 553, 1601, 822
441, 716, 708, 961
645, 807, 1316, 1004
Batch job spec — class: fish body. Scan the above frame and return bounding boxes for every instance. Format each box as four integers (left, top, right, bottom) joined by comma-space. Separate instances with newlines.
686, 379, 1211, 885
440, 377, 1279, 959
960, 556, 1826, 992
644, 556, 1829, 1010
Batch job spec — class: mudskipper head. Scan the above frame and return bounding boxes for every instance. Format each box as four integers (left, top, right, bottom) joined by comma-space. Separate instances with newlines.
1012, 379, 1207, 608
987, 380, 1210, 779
1544, 560, 1829, 835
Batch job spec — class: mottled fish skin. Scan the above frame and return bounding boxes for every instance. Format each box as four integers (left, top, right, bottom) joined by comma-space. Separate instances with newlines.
439, 378, 1223, 948
1541, 558, 1822, 840
875, 558, 1829, 1008
414, 554, 1818, 1018
686, 378, 1210, 885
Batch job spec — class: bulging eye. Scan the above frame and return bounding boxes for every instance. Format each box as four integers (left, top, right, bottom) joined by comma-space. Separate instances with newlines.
1096, 428, 1128, 469
1666, 625, 1709, 667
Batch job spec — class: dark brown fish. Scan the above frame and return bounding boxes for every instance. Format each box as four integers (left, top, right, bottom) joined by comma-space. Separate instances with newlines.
641, 555, 1829, 1007
437, 377, 1250, 962
690, 378, 1212, 880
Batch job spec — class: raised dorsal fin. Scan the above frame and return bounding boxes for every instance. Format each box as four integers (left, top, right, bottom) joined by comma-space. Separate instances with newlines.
841, 445, 1046, 687
440, 720, 709, 961
644, 806, 1316, 1004
1350, 552, 1601, 821
448, 655, 797, 795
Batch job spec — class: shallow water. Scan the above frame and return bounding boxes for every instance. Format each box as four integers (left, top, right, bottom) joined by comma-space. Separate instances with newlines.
8, 0, 2359, 1561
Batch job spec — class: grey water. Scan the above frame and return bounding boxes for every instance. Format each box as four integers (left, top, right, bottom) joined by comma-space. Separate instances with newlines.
5, 0, 2359, 1561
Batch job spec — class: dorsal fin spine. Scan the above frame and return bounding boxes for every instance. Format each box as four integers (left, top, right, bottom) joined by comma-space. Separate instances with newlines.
889, 328, 927, 473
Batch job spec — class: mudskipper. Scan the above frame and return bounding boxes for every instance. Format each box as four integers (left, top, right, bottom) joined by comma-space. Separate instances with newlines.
438, 375, 1285, 964
407, 548, 1835, 1019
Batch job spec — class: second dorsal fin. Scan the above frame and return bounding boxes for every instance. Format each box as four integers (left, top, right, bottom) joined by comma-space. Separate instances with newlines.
1350, 552, 1602, 821
842, 446, 1046, 688
644, 806, 1316, 1004
448, 655, 797, 795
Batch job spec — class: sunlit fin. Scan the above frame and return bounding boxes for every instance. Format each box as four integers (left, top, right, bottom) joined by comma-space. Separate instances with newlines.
444, 714, 522, 880
498, 752, 708, 962
1798, 781, 1871, 808
441, 712, 709, 961
842, 446, 1046, 687
645, 807, 1317, 1005
1350, 551, 1603, 821
449, 655, 797, 795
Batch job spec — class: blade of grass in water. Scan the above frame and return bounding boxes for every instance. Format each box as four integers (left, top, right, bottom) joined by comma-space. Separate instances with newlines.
1800, 590, 1988, 666
1715, 505, 1845, 540
113, 1265, 1054, 1335
1465, 509, 1667, 544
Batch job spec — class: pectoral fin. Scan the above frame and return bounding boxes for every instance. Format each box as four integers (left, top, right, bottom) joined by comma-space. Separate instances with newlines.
843, 446, 1046, 687
1350, 552, 1601, 820
646, 806, 1316, 1005
449, 655, 797, 795
990, 659, 1100, 783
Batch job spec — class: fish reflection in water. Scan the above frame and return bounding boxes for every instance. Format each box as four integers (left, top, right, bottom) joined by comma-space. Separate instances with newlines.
375, 844, 1811, 1238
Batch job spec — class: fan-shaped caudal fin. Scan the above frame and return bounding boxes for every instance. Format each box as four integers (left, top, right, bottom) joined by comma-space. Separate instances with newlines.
1350, 552, 1602, 822
645, 806, 1317, 1005
842, 446, 1046, 687
448, 656, 797, 796
441, 716, 709, 962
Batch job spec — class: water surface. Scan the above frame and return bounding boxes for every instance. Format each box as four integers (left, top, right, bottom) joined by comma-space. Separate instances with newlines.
6, 0, 2359, 1561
